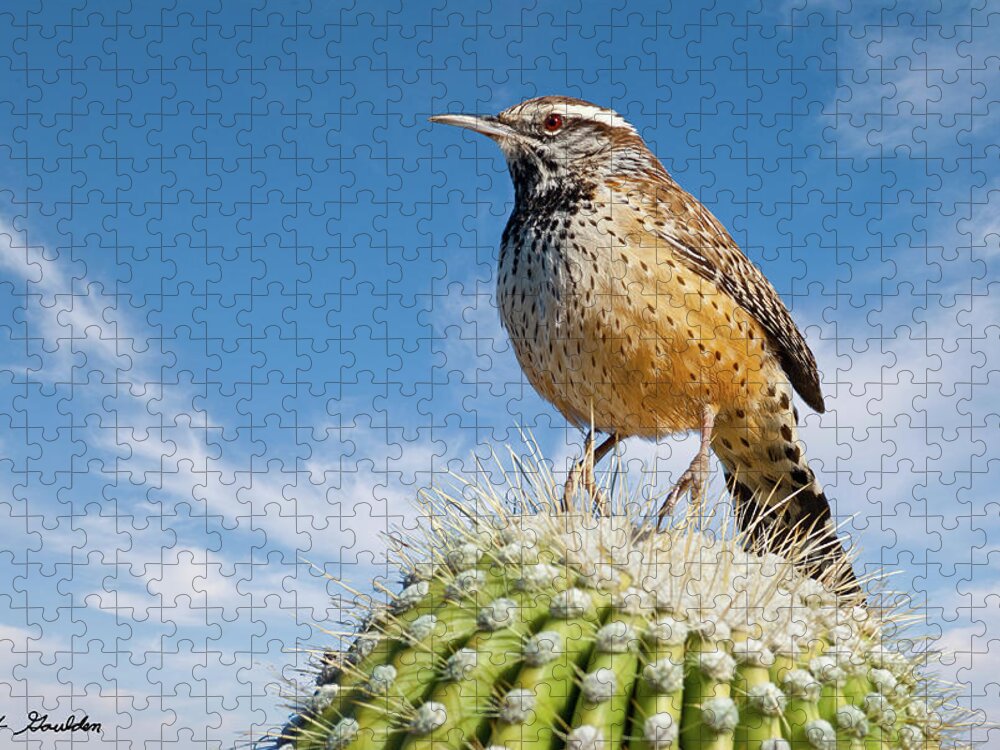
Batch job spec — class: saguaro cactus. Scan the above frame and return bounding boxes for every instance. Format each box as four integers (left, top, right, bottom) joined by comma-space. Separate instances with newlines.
273, 449, 964, 750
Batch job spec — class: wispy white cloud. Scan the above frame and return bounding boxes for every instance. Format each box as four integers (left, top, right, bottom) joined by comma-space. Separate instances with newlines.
828, 8, 1000, 156
0, 218, 450, 744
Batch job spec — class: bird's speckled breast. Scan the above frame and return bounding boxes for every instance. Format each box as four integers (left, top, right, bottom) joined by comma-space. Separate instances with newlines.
496, 190, 786, 438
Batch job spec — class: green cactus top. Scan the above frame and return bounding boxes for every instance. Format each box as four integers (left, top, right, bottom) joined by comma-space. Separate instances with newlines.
273, 459, 967, 750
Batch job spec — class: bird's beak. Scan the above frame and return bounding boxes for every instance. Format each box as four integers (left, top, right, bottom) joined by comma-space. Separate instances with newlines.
429, 113, 516, 140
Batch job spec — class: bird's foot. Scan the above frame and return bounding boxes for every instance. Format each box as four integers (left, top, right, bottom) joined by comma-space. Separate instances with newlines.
655, 405, 717, 528
657, 445, 711, 528
563, 432, 609, 515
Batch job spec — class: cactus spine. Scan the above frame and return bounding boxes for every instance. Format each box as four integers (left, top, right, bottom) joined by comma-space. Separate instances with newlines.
274, 447, 967, 750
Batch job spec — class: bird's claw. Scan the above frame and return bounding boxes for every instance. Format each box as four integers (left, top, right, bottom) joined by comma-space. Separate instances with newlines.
656, 450, 710, 528
563, 432, 609, 515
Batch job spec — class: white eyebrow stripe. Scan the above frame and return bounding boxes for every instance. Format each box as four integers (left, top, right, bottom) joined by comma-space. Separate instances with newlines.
555, 103, 636, 132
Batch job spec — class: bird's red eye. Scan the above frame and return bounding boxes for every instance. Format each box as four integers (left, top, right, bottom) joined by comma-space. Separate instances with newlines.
543, 113, 564, 132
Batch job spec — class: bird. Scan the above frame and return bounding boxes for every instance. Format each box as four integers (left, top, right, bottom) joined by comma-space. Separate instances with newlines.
430, 96, 860, 596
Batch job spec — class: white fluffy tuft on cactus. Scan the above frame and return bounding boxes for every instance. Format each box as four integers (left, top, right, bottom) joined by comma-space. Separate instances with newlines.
274, 440, 969, 750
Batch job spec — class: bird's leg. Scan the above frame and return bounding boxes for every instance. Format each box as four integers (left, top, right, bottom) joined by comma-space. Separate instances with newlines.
592, 432, 619, 464
563, 431, 597, 513
657, 405, 717, 527
588, 433, 619, 516
563, 432, 619, 515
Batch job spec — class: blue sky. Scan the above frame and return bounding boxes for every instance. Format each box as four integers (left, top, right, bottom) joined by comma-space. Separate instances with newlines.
0, 0, 997, 746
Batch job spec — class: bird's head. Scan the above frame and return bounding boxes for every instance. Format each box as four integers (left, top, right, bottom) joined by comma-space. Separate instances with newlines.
431, 96, 666, 202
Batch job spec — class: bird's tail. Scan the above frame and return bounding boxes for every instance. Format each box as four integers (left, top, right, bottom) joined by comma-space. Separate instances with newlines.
712, 394, 862, 599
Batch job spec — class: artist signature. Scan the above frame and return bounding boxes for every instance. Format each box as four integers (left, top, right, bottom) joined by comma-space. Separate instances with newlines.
0, 711, 103, 736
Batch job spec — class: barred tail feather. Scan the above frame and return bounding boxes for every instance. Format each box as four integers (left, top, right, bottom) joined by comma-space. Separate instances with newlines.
722, 466, 862, 599
712, 385, 862, 598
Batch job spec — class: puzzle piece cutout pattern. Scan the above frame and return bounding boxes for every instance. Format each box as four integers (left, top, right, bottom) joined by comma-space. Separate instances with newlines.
0, 0, 997, 747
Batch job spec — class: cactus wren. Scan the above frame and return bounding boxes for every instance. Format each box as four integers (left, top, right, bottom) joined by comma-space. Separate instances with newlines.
431, 96, 859, 594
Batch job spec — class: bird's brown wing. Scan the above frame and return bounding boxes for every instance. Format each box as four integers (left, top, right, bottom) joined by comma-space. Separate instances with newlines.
643, 179, 826, 413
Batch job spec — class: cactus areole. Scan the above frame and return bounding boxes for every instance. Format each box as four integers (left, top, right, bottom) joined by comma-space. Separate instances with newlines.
274, 455, 962, 750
